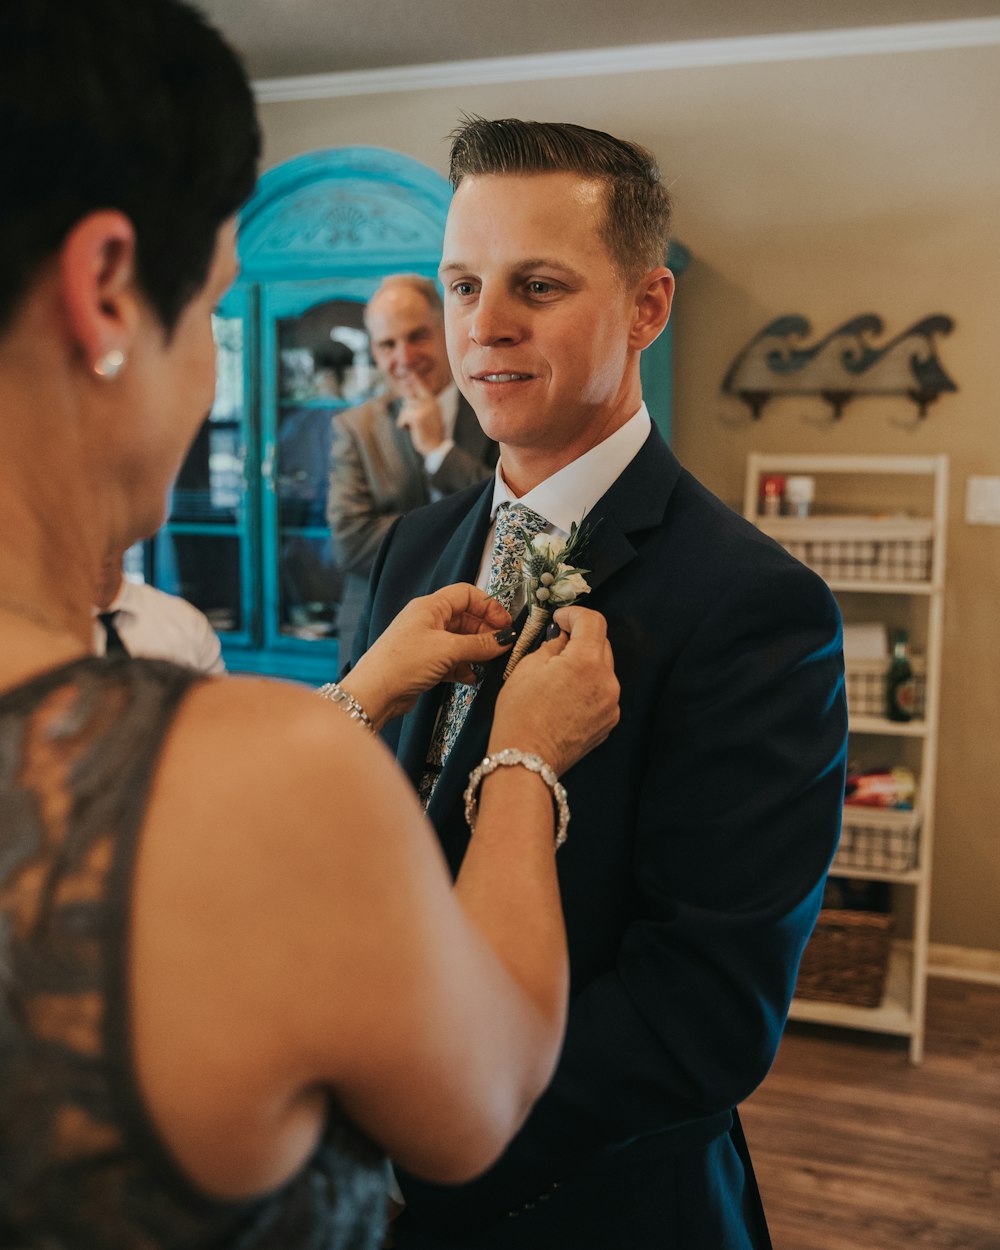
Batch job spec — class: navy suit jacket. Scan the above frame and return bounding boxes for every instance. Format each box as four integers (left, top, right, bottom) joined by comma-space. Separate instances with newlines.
354, 427, 847, 1249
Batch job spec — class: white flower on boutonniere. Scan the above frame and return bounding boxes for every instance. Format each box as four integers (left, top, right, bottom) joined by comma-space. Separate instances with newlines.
503, 518, 593, 679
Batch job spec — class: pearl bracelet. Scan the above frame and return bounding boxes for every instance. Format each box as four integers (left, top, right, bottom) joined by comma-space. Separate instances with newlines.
317, 682, 375, 734
464, 748, 569, 849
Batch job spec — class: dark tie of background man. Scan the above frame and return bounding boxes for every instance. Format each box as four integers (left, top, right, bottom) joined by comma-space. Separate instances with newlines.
98, 611, 129, 656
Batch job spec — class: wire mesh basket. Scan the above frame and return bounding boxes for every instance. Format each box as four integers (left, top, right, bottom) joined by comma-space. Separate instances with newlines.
845, 657, 926, 720
835, 804, 921, 873
758, 516, 933, 583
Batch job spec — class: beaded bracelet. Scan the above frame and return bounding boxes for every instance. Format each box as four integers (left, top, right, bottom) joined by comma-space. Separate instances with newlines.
317, 682, 375, 734
464, 748, 569, 849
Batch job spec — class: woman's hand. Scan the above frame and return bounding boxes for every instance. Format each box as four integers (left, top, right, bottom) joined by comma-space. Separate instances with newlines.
340, 584, 514, 729
489, 605, 620, 776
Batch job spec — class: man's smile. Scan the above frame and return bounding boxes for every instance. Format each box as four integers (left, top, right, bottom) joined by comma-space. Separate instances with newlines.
472, 372, 535, 383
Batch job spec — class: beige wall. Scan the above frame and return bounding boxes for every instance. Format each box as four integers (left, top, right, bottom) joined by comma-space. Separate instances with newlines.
260, 40, 1000, 952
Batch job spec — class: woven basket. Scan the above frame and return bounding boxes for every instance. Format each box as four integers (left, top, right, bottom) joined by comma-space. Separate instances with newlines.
796, 909, 894, 1007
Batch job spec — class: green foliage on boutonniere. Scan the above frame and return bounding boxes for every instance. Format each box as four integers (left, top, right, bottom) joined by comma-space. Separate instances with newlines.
522, 518, 593, 610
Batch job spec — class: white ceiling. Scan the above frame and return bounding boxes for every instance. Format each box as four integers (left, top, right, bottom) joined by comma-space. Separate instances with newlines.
197, 0, 1000, 81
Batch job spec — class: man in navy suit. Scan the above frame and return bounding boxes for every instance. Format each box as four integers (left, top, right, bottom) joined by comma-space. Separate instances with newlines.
355, 118, 847, 1249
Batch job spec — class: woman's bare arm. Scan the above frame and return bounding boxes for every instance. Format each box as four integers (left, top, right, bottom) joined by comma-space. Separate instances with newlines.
129, 607, 617, 1199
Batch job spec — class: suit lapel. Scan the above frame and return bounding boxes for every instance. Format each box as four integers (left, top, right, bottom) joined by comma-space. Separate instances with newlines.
423, 597, 530, 839
453, 396, 491, 461
382, 397, 430, 508
406, 427, 683, 850
394, 483, 495, 784
580, 426, 680, 596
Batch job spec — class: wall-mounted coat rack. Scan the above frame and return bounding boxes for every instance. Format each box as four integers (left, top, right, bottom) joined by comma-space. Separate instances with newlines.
722, 313, 957, 421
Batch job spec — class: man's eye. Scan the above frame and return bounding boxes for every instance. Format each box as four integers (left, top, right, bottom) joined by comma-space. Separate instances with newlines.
454, 282, 476, 296
528, 281, 553, 295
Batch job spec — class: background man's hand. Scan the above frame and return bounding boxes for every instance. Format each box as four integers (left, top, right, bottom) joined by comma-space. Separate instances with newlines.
396, 374, 447, 456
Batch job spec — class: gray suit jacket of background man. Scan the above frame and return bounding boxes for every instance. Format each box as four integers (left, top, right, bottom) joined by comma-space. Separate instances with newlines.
327, 392, 497, 653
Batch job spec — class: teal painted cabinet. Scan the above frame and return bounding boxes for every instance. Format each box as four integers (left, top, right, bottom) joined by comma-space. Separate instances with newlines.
642, 238, 689, 437
148, 146, 687, 682
150, 148, 451, 681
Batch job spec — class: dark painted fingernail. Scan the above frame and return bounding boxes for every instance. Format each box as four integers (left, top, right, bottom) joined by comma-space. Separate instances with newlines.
494, 627, 517, 646
544, 620, 563, 641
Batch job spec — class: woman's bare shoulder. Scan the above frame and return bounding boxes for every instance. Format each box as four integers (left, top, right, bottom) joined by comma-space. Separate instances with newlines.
129, 672, 441, 1186
143, 672, 410, 878
170, 673, 376, 782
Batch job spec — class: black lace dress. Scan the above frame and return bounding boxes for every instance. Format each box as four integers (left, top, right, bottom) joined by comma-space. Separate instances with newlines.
0, 656, 387, 1249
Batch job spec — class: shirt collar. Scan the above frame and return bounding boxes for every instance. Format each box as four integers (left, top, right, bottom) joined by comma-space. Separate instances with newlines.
489, 404, 652, 535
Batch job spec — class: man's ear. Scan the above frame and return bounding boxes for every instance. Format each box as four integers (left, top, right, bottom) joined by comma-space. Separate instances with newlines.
629, 267, 675, 352
59, 210, 140, 374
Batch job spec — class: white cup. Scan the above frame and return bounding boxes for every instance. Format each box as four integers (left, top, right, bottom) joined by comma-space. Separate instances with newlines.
785, 476, 815, 517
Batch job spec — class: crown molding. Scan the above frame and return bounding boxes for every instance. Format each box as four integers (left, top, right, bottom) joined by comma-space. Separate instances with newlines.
255, 18, 1000, 103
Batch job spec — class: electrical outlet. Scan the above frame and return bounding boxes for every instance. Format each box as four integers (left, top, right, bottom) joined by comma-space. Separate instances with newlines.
966, 476, 1000, 525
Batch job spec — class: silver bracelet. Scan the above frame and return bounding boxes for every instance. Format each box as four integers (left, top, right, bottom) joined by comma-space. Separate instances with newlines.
317, 682, 375, 734
464, 748, 569, 849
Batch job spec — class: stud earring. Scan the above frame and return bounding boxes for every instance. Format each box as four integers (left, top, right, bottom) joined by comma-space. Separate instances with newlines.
93, 349, 127, 380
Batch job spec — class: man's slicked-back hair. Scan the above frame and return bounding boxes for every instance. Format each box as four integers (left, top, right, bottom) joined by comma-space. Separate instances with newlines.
447, 116, 672, 283
0, 0, 260, 337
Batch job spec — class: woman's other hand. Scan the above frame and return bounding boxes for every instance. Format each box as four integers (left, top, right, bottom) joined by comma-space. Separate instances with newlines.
341, 584, 513, 728
490, 605, 620, 776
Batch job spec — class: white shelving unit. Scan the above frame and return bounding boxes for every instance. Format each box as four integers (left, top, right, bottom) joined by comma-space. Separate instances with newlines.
743, 453, 948, 1064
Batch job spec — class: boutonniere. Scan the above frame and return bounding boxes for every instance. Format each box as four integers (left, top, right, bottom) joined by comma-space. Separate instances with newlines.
503, 518, 593, 679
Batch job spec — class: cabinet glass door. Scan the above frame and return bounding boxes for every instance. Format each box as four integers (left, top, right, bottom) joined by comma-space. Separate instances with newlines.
261, 282, 381, 662
152, 285, 255, 644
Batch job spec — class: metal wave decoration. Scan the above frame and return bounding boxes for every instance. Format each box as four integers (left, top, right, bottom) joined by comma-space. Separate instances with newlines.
722, 313, 957, 420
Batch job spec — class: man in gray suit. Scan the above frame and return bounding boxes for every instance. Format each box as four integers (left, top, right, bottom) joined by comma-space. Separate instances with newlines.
327, 274, 498, 651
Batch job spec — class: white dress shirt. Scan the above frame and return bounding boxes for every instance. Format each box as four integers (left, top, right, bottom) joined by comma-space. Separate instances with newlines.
93, 578, 226, 674
476, 405, 652, 609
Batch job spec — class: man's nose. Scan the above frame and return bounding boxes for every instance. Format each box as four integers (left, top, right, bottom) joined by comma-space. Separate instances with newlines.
469, 290, 520, 347
386, 346, 411, 375
396, 341, 422, 372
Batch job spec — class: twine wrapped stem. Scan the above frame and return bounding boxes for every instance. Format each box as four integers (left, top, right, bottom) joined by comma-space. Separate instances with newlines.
503, 605, 551, 680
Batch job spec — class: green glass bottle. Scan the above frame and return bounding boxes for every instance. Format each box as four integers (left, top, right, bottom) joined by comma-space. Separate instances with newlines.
886, 629, 916, 722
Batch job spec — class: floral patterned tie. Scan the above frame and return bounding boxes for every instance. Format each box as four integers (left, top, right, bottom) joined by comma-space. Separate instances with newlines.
418, 502, 548, 807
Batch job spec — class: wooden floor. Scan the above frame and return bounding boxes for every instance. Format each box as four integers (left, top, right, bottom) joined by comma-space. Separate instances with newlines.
741, 978, 1000, 1250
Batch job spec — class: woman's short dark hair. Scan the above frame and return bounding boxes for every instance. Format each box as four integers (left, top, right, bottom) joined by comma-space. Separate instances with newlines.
0, 0, 260, 337
447, 117, 672, 284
